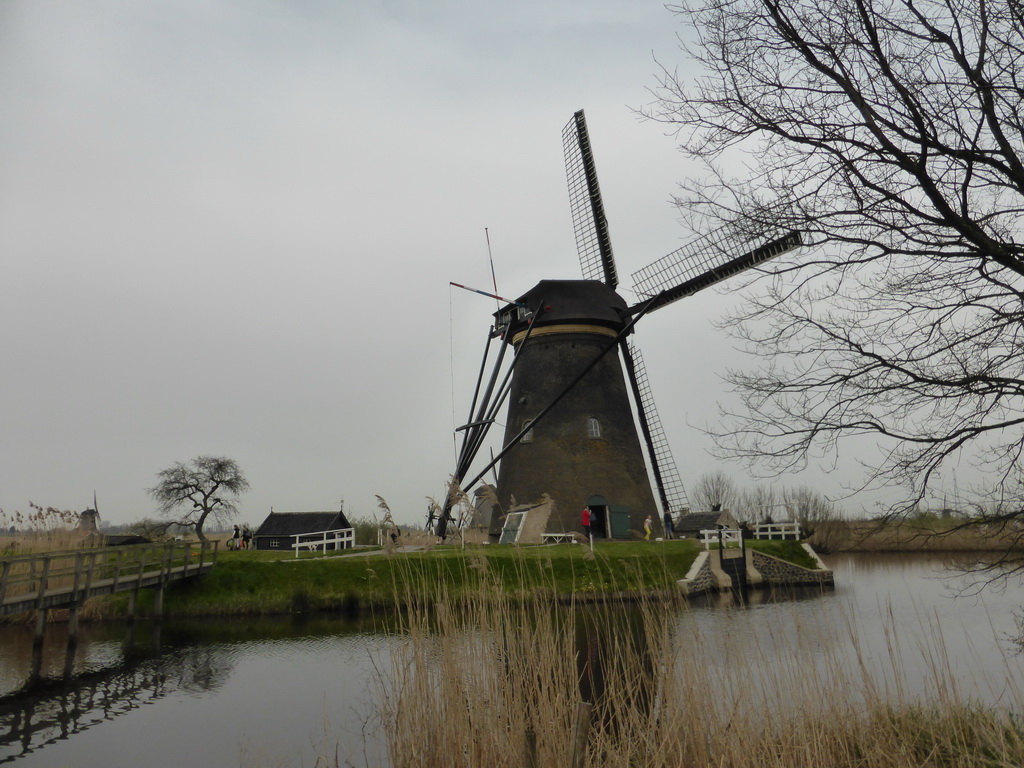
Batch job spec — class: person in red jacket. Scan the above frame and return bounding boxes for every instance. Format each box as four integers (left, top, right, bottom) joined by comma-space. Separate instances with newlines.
581, 506, 592, 540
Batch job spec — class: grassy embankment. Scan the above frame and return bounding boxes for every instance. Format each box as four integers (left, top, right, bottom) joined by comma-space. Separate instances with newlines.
114, 538, 814, 618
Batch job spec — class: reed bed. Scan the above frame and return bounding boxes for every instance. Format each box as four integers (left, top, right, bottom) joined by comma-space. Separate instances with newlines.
370, 554, 1024, 768
818, 520, 1024, 555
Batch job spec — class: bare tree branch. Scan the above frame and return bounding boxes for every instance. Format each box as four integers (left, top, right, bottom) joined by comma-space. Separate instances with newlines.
147, 456, 249, 542
648, 0, 1024, 576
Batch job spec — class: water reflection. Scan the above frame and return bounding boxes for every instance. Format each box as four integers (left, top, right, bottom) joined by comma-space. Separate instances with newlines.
0, 553, 1018, 767
575, 604, 656, 736
0, 614, 387, 767
0, 638, 228, 763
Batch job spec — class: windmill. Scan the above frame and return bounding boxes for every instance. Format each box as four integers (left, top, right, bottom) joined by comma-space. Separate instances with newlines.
437, 110, 800, 540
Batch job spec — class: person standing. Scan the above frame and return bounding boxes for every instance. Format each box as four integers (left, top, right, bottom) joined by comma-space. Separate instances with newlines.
663, 511, 674, 540
242, 526, 252, 550
581, 506, 592, 540
232, 524, 240, 550
644, 515, 652, 540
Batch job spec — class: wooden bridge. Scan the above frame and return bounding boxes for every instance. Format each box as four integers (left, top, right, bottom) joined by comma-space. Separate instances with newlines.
0, 540, 219, 681
0, 540, 218, 619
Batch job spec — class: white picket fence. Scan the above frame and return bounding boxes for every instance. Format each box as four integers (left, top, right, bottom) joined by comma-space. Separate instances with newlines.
291, 527, 355, 557
699, 529, 743, 548
700, 522, 802, 548
753, 522, 802, 540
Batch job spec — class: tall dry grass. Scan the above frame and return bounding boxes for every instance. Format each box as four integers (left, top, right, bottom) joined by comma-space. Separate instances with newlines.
816, 518, 1024, 555
0, 503, 88, 556
370, 559, 1024, 768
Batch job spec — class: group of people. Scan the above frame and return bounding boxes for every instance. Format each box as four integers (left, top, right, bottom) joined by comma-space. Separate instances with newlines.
580, 506, 675, 540
230, 524, 252, 550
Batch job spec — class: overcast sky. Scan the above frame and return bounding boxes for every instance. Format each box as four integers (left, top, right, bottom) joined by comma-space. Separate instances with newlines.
0, 0, 875, 528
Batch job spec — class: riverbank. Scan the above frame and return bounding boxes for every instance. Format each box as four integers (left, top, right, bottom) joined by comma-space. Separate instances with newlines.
96, 538, 816, 618
811, 518, 1024, 554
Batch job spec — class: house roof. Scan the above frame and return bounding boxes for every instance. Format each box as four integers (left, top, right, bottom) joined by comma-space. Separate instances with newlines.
254, 511, 351, 537
674, 511, 737, 534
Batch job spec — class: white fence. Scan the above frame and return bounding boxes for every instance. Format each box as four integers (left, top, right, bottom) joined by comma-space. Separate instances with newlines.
699, 529, 743, 548
700, 523, 802, 548
753, 522, 801, 540
291, 527, 355, 557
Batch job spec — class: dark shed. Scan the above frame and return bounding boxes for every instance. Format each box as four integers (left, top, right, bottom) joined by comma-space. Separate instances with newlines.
673, 510, 738, 539
253, 510, 353, 552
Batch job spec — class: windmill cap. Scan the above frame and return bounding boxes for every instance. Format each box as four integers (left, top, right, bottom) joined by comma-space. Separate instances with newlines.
495, 279, 628, 339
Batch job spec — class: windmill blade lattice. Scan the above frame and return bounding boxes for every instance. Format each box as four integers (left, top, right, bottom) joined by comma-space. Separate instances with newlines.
625, 341, 689, 515
563, 110, 618, 288
631, 225, 801, 314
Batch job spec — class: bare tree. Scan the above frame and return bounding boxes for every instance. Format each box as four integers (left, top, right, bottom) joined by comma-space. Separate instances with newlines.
690, 470, 737, 513
650, 0, 1024, 559
736, 484, 779, 524
148, 456, 249, 542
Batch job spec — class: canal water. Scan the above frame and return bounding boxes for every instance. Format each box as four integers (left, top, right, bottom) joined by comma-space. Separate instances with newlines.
0, 552, 1021, 767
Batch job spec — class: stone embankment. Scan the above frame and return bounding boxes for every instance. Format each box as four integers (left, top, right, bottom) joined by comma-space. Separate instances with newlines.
678, 543, 833, 596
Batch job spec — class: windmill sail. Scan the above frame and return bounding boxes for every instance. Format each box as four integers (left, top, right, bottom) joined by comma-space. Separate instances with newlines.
621, 341, 690, 516
631, 226, 801, 314
563, 110, 618, 288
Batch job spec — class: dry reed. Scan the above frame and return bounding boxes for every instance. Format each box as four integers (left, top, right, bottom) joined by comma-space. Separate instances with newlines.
370, 553, 1024, 768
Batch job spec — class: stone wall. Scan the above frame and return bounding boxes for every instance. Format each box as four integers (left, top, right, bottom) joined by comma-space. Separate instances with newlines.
677, 544, 834, 596
677, 551, 717, 596
750, 547, 834, 587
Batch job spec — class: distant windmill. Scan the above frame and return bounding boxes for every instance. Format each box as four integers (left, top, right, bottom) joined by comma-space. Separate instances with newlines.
438, 110, 800, 540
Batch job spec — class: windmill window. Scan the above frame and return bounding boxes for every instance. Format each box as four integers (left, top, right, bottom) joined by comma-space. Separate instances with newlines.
586, 418, 602, 438
522, 420, 534, 443
270, 539, 280, 548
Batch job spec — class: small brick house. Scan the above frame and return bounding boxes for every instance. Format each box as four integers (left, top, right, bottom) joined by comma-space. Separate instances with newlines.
252, 510, 353, 552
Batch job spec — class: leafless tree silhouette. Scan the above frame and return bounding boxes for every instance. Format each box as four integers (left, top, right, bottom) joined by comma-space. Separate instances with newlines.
649, 0, 1024, 555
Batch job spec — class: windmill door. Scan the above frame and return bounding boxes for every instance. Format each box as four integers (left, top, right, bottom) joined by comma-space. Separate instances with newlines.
609, 505, 631, 539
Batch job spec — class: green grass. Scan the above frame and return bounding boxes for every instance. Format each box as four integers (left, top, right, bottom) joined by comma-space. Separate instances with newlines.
121, 540, 703, 617
746, 539, 820, 569
111, 538, 827, 618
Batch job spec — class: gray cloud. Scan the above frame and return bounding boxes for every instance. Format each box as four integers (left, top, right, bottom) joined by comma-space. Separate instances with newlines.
0, 0, 867, 527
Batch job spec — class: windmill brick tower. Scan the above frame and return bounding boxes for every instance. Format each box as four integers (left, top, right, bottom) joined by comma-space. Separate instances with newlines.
437, 110, 800, 541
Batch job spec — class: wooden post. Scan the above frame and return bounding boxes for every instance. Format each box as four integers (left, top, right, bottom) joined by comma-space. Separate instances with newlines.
70, 552, 84, 604
0, 560, 12, 606
569, 701, 592, 768
111, 548, 124, 592
126, 587, 138, 627
29, 609, 46, 682
522, 728, 538, 768
34, 556, 51, 610
82, 551, 97, 596
64, 605, 79, 679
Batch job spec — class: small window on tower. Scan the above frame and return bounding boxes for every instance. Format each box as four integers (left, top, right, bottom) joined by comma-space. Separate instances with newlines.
586, 418, 601, 438
522, 419, 534, 443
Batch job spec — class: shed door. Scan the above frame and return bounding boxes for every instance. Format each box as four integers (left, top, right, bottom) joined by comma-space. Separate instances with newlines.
609, 505, 631, 539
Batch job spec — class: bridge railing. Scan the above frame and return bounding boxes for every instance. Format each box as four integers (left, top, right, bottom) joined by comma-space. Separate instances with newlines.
699, 529, 743, 548
0, 540, 219, 608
